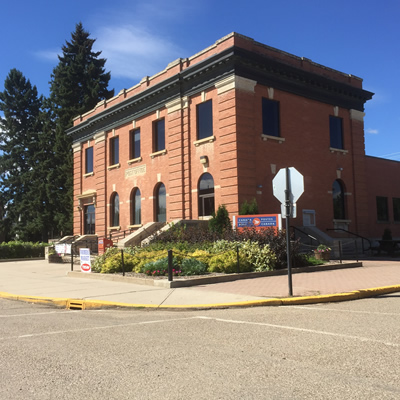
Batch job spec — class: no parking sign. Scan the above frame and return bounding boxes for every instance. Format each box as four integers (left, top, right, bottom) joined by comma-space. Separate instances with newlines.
80, 248, 91, 273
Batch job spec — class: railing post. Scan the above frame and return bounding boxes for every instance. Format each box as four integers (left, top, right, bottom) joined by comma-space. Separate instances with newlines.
120, 249, 125, 276
236, 245, 240, 274
355, 240, 359, 263
168, 250, 173, 281
70, 243, 74, 272
339, 241, 343, 264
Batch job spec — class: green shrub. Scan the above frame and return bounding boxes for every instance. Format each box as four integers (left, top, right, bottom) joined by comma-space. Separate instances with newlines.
188, 249, 213, 266
100, 252, 136, 274
142, 257, 181, 276
239, 198, 259, 215
208, 250, 252, 274
209, 205, 231, 234
181, 258, 208, 276
240, 240, 277, 271
92, 247, 120, 272
0, 241, 48, 259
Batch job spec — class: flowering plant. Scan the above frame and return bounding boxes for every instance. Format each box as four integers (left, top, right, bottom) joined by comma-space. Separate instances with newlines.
315, 244, 331, 253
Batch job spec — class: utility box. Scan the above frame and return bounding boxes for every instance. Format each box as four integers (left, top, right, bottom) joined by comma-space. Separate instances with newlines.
98, 238, 113, 255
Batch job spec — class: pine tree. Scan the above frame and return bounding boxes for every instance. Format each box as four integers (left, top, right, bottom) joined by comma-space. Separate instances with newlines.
0, 69, 43, 240
49, 22, 114, 235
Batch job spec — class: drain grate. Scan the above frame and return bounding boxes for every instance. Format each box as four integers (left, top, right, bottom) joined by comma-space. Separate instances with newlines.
67, 299, 85, 310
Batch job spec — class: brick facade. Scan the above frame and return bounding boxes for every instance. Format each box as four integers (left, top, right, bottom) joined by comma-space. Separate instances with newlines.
68, 33, 400, 240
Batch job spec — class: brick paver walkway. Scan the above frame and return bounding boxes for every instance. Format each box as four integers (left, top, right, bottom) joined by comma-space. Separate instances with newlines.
193, 260, 400, 298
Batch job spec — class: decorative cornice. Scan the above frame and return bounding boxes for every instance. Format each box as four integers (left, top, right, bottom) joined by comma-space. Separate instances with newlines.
215, 75, 257, 94
67, 45, 373, 144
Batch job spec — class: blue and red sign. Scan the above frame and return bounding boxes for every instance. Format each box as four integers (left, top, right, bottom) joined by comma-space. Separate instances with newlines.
233, 214, 281, 233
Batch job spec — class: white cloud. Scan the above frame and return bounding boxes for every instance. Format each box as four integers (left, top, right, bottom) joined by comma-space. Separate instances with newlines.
94, 25, 183, 83
366, 128, 379, 134
33, 50, 59, 62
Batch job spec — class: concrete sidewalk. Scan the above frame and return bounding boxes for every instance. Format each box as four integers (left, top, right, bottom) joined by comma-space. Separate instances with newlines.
0, 259, 399, 309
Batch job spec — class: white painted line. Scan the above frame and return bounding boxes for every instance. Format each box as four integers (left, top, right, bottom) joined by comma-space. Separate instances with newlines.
0, 317, 196, 341
195, 316, 400, 348
288, 305, 400, 316
0, 311, 77, 318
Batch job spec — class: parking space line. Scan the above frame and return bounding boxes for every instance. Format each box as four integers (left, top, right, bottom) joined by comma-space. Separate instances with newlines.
0, 316, 196, 341
0, 310, 77, 318
195, 316, 400, 348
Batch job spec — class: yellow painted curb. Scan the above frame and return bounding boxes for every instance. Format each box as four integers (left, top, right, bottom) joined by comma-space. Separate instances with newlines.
0, 291, 68, 308
281, 292, 360, 305
1, 285, 400, 310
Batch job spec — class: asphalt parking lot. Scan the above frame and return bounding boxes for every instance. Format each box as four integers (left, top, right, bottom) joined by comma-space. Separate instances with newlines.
1, 294, 399, 399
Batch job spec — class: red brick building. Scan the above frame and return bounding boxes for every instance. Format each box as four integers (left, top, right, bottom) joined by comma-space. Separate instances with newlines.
68, 33, 400, 242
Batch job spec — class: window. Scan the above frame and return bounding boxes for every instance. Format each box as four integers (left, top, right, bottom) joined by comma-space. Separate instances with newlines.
262, 98, 280, 137
393, 198, 400, 222
197, 100, 213, 140
131, 188, 141, 225
198, 173, 215, 217
85, 147, 93, 174
111, 193, 120, 227
376, 196, 389, 222
155, 183, 166, 222
330, 116, 344, 149
153, 119, 165, 152
332, 180, 345, 220
110, 136, 119, 165
84, 204, 95, 234
130, 129, 140, 160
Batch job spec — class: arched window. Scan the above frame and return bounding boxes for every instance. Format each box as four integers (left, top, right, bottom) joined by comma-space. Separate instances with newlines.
155, 183, 166, 222
332, 180, 345, 220
111, 192, 120, 227
131, 188, 141, 225
198, 173, 215, 217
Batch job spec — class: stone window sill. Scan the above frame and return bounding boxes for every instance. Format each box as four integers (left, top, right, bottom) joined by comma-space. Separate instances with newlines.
107, 226, 121, 231
194, 136, 216, 147
108, 163, 120, 171
83, 172, 94, 178
261, 134, 285, 144
150, 149, 167, 159
127, 157, 142, 165
330, 147, 348, 154
128, 224, 143, 229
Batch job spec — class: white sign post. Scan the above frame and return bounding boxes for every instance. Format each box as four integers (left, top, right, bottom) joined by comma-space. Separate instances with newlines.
80, 248, 91, 273
273, 167, 304, 296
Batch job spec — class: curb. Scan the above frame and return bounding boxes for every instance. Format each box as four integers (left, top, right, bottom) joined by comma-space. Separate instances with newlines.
1, 284, 400, 310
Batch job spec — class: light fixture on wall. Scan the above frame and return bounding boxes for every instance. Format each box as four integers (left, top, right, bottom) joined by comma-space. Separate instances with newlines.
336, 167, 343, 179
200, 156, 209, 166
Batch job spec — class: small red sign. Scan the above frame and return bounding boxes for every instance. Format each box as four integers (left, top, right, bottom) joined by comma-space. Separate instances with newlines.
81, 263, 91, 272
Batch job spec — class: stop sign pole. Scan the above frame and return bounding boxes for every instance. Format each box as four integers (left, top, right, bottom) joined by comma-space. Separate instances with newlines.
273, 167, 304, 297
284, 167, 293, 296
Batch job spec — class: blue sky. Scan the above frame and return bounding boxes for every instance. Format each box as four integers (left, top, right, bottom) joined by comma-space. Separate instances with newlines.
1, 0, 399, 160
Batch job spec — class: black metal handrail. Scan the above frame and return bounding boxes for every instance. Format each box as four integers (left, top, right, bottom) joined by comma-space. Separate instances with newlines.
291, 226, 320, 246
109, 228, 134, 242
326, 228, 371, 253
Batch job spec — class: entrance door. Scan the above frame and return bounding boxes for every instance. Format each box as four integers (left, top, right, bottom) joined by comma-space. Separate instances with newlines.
84, 204, 95, 234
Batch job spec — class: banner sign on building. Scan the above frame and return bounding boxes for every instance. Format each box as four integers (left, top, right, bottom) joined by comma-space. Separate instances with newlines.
232, 214, 282, 233
80, 248, 91, 273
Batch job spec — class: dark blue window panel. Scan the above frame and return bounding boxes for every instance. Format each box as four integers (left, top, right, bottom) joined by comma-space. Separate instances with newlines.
197, 100, 213, 140
85, 147, 93, 174
330, 116, 344, 149
154, 119, 165, 152
262, 98, 280, 137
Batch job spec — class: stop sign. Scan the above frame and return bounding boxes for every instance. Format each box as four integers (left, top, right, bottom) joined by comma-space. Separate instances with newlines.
273, 167, 304, 218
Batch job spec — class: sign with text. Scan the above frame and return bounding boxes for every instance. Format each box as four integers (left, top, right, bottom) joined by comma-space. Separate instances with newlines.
233, 214, 282, 233
80, 248, 91, 273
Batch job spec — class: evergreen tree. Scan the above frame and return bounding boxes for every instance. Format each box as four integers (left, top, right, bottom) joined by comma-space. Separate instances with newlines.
0, 69, 43, 240
49, 22, 114, 235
